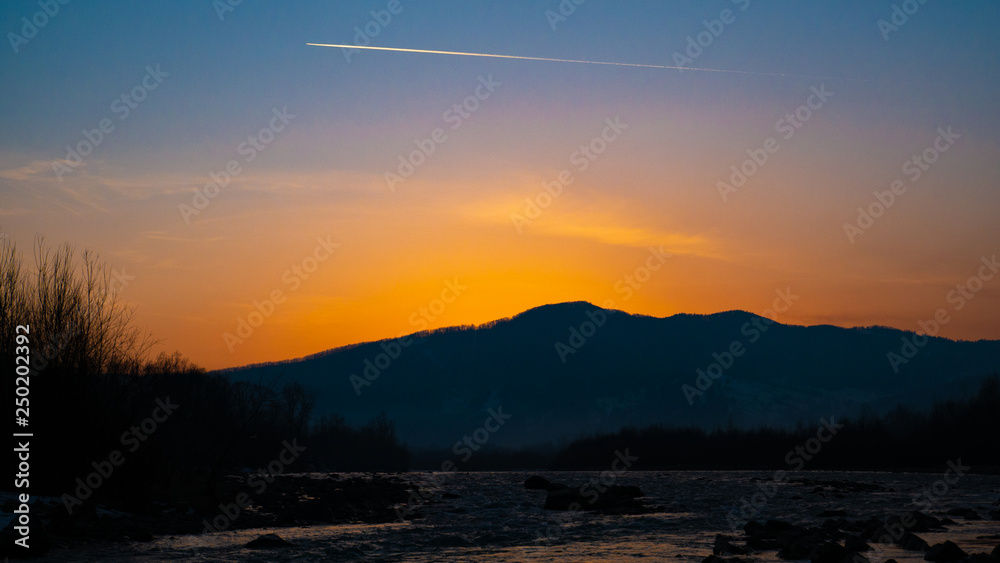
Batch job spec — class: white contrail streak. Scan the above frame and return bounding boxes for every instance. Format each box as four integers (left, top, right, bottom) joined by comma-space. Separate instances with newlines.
306, 43, 923, 85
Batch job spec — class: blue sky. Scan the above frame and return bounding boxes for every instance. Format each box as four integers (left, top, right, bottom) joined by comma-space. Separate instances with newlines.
4, 1, 998, 159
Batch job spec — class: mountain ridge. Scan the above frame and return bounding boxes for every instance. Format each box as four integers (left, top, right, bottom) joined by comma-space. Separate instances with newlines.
221, 301, 1000, 447
219, 302, 935, 373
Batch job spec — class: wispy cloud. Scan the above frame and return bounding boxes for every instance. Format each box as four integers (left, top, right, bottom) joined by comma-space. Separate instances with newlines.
0, 160, 58, 181
460, 193, 721, 259
532, 220, 712, 255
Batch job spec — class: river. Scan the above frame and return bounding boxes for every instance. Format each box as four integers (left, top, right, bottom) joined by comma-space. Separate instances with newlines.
37, 470, 1000, 562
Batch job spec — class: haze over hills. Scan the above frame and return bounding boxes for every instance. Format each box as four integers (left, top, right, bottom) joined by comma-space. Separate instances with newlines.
220, 302, 1000, 448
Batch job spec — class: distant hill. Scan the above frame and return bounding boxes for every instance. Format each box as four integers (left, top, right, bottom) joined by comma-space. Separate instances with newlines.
219, 302, 1000, 448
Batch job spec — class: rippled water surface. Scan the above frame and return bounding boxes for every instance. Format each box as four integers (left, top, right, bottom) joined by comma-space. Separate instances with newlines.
40, 471, 1000, 562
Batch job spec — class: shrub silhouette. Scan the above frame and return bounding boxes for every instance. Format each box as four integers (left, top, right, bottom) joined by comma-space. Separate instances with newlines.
0, 236, 409, 514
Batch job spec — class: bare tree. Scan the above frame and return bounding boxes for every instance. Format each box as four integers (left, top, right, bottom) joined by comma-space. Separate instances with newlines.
280, 382, 317, 437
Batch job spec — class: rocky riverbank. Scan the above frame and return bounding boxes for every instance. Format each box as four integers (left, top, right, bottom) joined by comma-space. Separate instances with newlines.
0, 473, 421, 557
703, 510, 1000, 563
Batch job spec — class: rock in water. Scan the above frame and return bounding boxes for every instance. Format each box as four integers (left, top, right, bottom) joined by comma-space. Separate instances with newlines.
524, 475, 551, 489
925, 541, 968, 562
246, 533, 294, 549
524, 475, 567, 490
898, 532, 929, 552
702, 556, 748, 563
542, 484, 645, 512
615, 485, 643, 497
809, 540, 867, 563
844, 534, 871, 552
713, 534, 750, 556
945, 507, 982, 520
744, 519, 799, 550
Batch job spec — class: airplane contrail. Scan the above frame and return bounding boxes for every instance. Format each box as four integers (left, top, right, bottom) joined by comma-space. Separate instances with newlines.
306, 43, 928, 85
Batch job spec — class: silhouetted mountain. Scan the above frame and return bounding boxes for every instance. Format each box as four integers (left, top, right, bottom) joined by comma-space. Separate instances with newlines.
220, 302, 1000, 448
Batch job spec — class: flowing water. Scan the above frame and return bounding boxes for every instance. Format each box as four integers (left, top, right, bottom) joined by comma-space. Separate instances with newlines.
37, 470, 1000, 562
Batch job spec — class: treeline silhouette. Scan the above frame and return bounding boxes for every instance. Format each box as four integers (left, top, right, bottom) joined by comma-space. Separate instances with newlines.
548, 374, 1000, 471
0, 238, 407, 514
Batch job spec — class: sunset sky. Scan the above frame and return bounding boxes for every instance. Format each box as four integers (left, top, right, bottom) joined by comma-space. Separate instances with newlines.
2, 1, 999, 370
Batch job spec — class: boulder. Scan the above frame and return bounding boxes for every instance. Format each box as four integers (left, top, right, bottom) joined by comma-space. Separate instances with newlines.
874, 510, 944, 533
809, 540, 869, 563
744, 519, 800, 550
524, 475, 552, 490
821, 518, 852, 532
924, 540, 967, 562
744, 519, 797, 539
427, 534, 473, 547
910, 511, 948, 530
773, 525, 825, 560
713, 534, 750, 556
524, 475, 568, 491
777, 540, 815, 560
898, 532, 930, 552
945, 507, 982, 521
862, 520, 928, 552
844, 534, 871, 552
702, 556, 748, 563
123, 525, 155, 542
858, 517, 886, 541
246, 533, 294, 549
542, 484, 645, 512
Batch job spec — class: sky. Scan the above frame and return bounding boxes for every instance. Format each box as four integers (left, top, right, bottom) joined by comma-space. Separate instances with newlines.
1, 1, 999, 370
